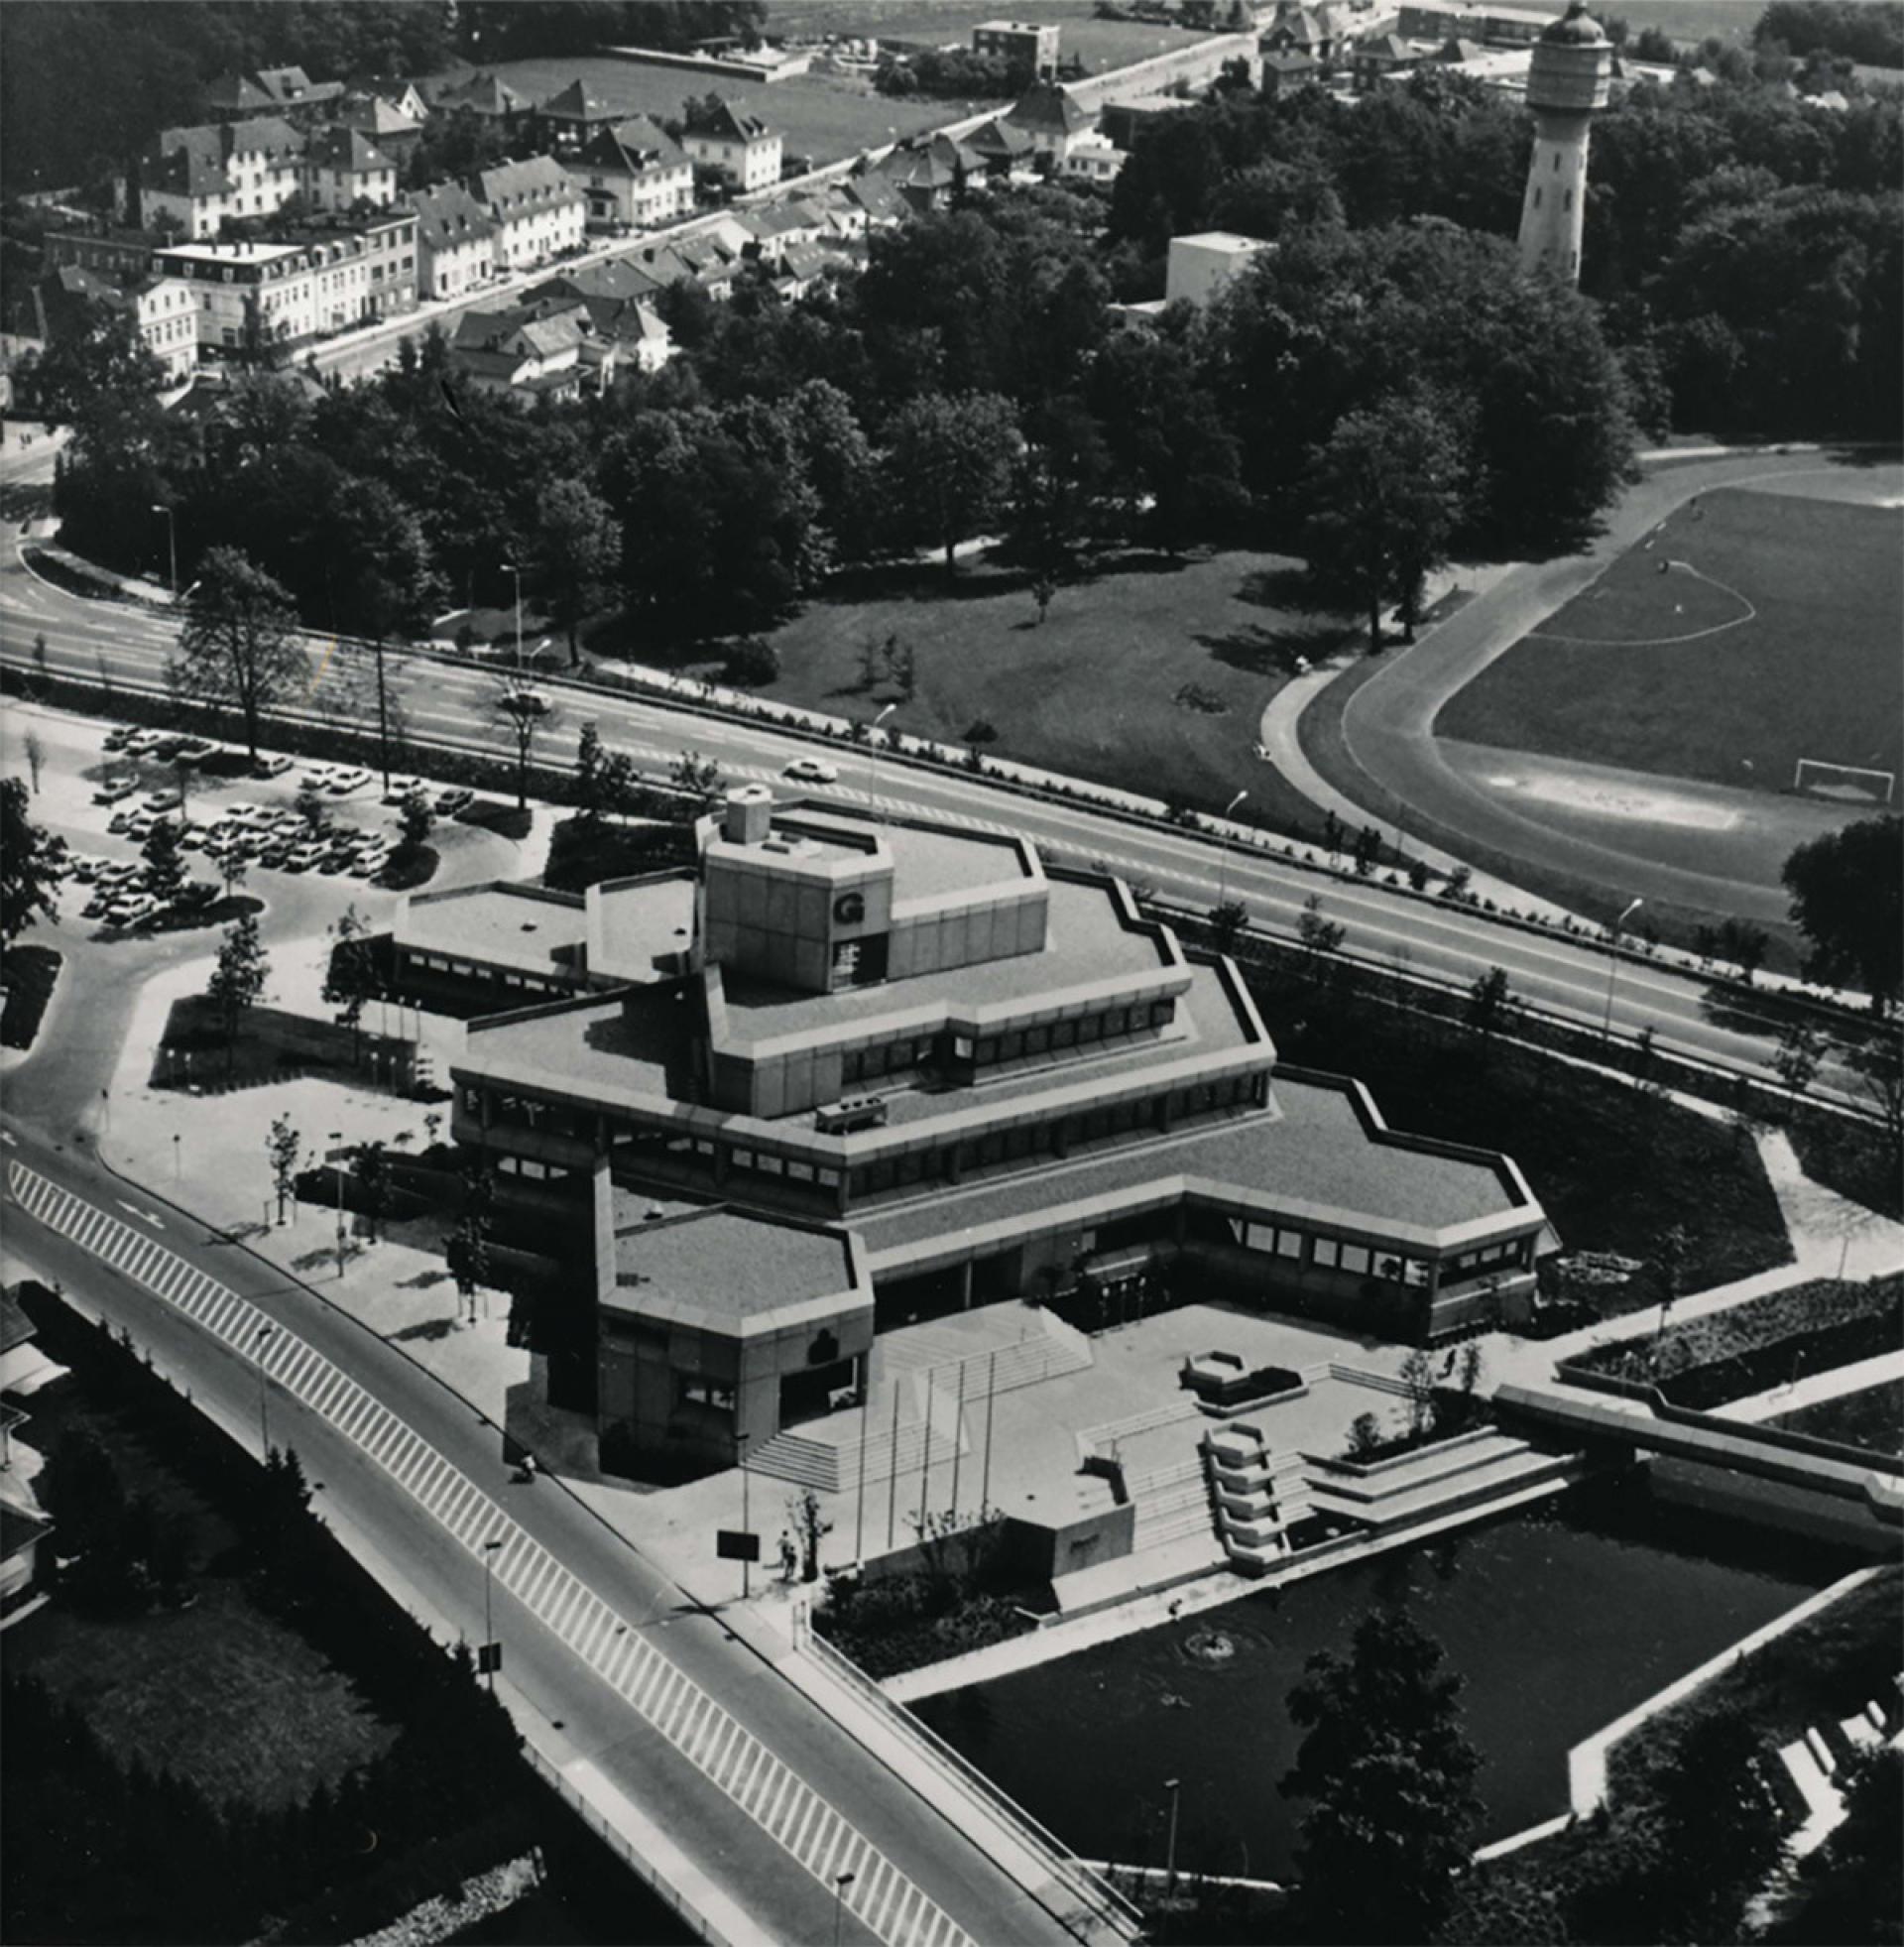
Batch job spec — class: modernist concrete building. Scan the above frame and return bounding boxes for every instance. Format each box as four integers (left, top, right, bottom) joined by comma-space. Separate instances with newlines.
1165, 230, 1273, 307
972, 19, 1062, 77
433, 793, 1551, 1481
1516, 3, 1613, 284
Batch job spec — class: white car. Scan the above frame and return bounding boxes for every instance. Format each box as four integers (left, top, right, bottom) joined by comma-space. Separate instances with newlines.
326, 768, 371, 795
382, 775, 424, 804
781, 757, 840, 785
286, 841, 330, 873
123, 729, 167, 756
253, 754, 293, 780
94, 778, 139, 805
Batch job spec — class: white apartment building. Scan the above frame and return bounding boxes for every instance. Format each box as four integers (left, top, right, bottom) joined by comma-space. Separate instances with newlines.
469, 156, 588, 271
134, 277, 199, 385
302, 124, 399, 213
139, 117, 305, 238
680, 99, 782, 193
154, 240, 324, 354
412, 183, 500, 301
570, 117, 695, 231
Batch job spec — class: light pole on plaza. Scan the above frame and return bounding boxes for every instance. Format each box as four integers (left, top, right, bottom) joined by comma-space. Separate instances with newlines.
254, 1322, 277, 1458
1216, 788, 1249, 914
501, 562, 525, 674
1163, 1776, 1182, 1894
482, 1535, 505, 1688
831, 1870, 857, 1947
737, 1429, 753, 1601
1601, 897, 1644, 1042
866, 702, 897, 824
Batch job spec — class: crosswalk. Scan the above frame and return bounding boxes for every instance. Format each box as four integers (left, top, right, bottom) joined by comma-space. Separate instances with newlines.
8, 1162, 975, 1947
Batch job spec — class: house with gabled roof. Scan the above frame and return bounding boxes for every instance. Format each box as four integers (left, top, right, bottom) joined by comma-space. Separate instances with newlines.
469, 155, 588, 270
303, 125, 399, 212
449, 296, 637, 398
411, 182, 499, 301
569, 116, 694, 231
136, 117, 305, 239
335, 90, 425, 170
203, 63, 344, 126
964, 115, 1040, 182
536, 78, 630, 155
429, 70, 531, 123
680, 96, 782, 192
1004, 79, 1096, 165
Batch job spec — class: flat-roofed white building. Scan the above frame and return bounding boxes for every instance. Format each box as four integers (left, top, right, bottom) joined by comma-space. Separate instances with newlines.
1166, 230, 1274, 307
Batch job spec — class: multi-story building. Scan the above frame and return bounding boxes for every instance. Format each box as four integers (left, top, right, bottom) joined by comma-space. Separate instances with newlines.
680, 97, 782, 193
569, 116, 695, 231
469, 155, 588, 271
427, 793, 1549, 1478
1166, 229, 1274, 305
1003, 79, 1098, 167
36, 264, 197, 388
153, 239, 323, 355
536, 79, 629, 156
136, 117, 305, 238
202, 63, 344, 125
43, 225, 159, 284
282, 207, 419, 318
973, 19, 1062, 77
410, 182, 499, 301
301, 124, 400, 212
333, 91, 426, 173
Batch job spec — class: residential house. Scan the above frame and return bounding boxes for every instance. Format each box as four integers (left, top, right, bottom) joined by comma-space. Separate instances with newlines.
536, 79, 629, 156
411, 182, 500, 301
333, 91, 425, 173
1260, 48, 1323, 94
137, 117, 305, 238
43, 225, 159, 284
0, 1503, 51, 1609
569, 116, 694, 231
737, 198, 827, 266
449, 300, 615, 400
282, 206, 419, 317
348, 76, 430, 123
963, 116, 1040, 183
470, 156, 588, 271
1166, 230, 1273, 306
203, 63, 343, 125
772, 238, 847, 302
1004, 80, 1097, 167
428, 70, 532, 125
301, 124, 399, 212
1060, 126, 1126, 183
1261, 3, 1340, 60
882, 134, 982, 212
837, 169, 906, 230
1352, 31, 1428, 86
680, 97, 782, 193
526, 270, 676, 373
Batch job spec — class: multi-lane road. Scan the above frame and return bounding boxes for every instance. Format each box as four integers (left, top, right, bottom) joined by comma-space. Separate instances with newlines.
0, 518, 1856, 1103
1, 1124, 1116, 1947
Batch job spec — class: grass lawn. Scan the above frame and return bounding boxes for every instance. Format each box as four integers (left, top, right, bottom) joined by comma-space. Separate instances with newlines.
11, 1383, 394, 1812
154, 995, 405, 1094
540, 815, 696, 892
618, 548, 1352, 830
1437, 488, 1904, 798
1770, 1378, 1904, 1459
0, 944, 61, 1049
463, 54, 958, 169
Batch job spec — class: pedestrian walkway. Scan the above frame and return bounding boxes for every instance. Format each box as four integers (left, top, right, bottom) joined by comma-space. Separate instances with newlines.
5, 1160, 982, 1947
1712, 1347, 1904, 1425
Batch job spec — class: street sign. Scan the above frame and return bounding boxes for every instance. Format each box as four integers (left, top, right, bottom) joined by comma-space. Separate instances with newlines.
716, 1528, 761, 1563
477, 1642, 502, 1674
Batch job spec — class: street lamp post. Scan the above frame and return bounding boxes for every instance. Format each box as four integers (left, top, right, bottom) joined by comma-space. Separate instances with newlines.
501, 562, 525, 674
482, 1535, 504, 1688
1216, 788, 1249, 913
738, 1429, 753, 1600
832, 1870, 858, 1947
329, 1131, 347, 1277
866, 702, 897, 824
1163, 1776, 1182, 1894
152, 503, 178, 597
1601, 898, 1644, 1042
254, 1322, 277, 1458
173, 1133, 181, 1182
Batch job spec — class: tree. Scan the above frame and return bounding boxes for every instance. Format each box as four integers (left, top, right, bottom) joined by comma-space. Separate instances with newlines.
1772, 1018, 1825, 1106
1783, 815, 1902, 1008
1, 778, 63, 944
884, 391, 1019, 577
207, 840, 248, 903
1465, 965, 1514, 1048
139, 817, 186, 912
397, 788, 435, 857
448, 1159, 496, 1324
322, 906, 379, 1058
205, 913, 268, 1076
1280, 1606, 1484, 1944
1718, 915, 1771, 983
351, 1141, 394, 1244
1304, 387, 1473, 653
170, 548, 305, 763
1399, 1347, 1439, 1441
1209, 900, 1248, 952
1297, 893, 1345, 966
1847, 1027, 1904, 1173
492, 680, 554, 811
671, 749, 723, 804
536, 477, 621, 666
786, 1486, 832, 1583
18, 299, 166, 431
1352, 823, 1382, 877
575, 720, 608, 826
267, 1115, 300, 1225
295, 783, 330, 835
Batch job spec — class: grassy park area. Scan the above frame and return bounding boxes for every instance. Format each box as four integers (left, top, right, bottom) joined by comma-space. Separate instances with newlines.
1771, 1378, 1904, 1459
646, 548, 1351, 830
1438, 488, 1904, 798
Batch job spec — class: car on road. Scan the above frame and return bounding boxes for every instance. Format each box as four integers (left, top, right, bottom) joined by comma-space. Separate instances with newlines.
499, 688, 550, 718
94, 778, 138, 804
781, 757, 840, 785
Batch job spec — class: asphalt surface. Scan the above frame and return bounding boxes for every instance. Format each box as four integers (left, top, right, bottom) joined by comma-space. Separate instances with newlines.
1333, 450, 1900, 926
1, 1120, 1091, 1947
3, 525, 1851, 1104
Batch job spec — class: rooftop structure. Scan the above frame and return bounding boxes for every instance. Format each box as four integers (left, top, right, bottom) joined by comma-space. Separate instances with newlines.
430, 794, 1550, 1482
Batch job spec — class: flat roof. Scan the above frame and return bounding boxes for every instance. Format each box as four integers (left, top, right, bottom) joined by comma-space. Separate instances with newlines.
855, 1072, 1532, 1264
718, 875, 1171, 1043
778, 807, 1033, 908
400, 883, 587, 976
159, 241, 306, 264
591, 872, 697, 985
606, 1208, 857, 1325
469, 979, 700, 1099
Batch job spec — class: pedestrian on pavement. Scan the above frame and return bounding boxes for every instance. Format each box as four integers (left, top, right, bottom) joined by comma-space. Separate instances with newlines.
779, 1531, 797, 1583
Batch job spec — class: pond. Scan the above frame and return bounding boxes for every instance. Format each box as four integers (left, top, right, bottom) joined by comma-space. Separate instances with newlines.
911, 1477, 1854, 1882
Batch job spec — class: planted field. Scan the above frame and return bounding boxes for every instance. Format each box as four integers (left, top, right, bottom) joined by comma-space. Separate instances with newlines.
1437, 488, 1904, 797
664, 548, 1350, 829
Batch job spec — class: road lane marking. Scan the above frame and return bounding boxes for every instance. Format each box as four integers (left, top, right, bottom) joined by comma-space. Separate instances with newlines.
115, 1198, 165, 1228
1, 1159, 984, 1947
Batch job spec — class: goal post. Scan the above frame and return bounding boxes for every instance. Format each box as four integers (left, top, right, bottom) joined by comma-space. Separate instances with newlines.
1793, 758, 1897, 806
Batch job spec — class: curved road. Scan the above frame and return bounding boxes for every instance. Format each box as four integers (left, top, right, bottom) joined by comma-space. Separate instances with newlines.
1330, 449, 1900, 928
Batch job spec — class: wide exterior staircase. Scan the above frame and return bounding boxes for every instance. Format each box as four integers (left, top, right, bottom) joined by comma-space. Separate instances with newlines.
1303, 1426, 1587, 1533
748, 1309, 1094, 1493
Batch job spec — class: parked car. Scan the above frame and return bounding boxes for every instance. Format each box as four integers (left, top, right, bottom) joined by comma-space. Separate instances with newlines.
253, 754, 293, 780
781, 757, 840, 785
94, 778, 138, 805
326, 768, 371, 795
256, 839, 296, 868
124, 729, 167, 756
285, 842, 329, 873
435, 788, 474, 816
382, 775, 424, 804
107, 809, 137, 834
102, 725, 134, 752
174, 738, 218, 765
143, 790, 183, 814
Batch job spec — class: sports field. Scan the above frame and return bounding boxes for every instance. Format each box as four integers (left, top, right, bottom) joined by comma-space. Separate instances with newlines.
1437, 486, 1904, 801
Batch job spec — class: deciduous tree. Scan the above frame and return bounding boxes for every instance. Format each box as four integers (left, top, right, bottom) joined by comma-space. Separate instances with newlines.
1782, 813, 1902, 1008
206, 912, 268, 1076
884, 391, 1018, 577
536, 477, 621, 666
170, 548, 305, 763
0, 778, 62, 943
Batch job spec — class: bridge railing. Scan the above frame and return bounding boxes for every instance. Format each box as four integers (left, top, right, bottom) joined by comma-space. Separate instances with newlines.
801, 1623, 1146, 1942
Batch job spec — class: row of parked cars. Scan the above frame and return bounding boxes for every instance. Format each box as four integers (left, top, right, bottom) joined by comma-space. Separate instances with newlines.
204, 801, 394, 878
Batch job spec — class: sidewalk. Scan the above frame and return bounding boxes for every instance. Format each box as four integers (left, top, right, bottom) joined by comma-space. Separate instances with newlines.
1712, 1347, 1904, 1425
